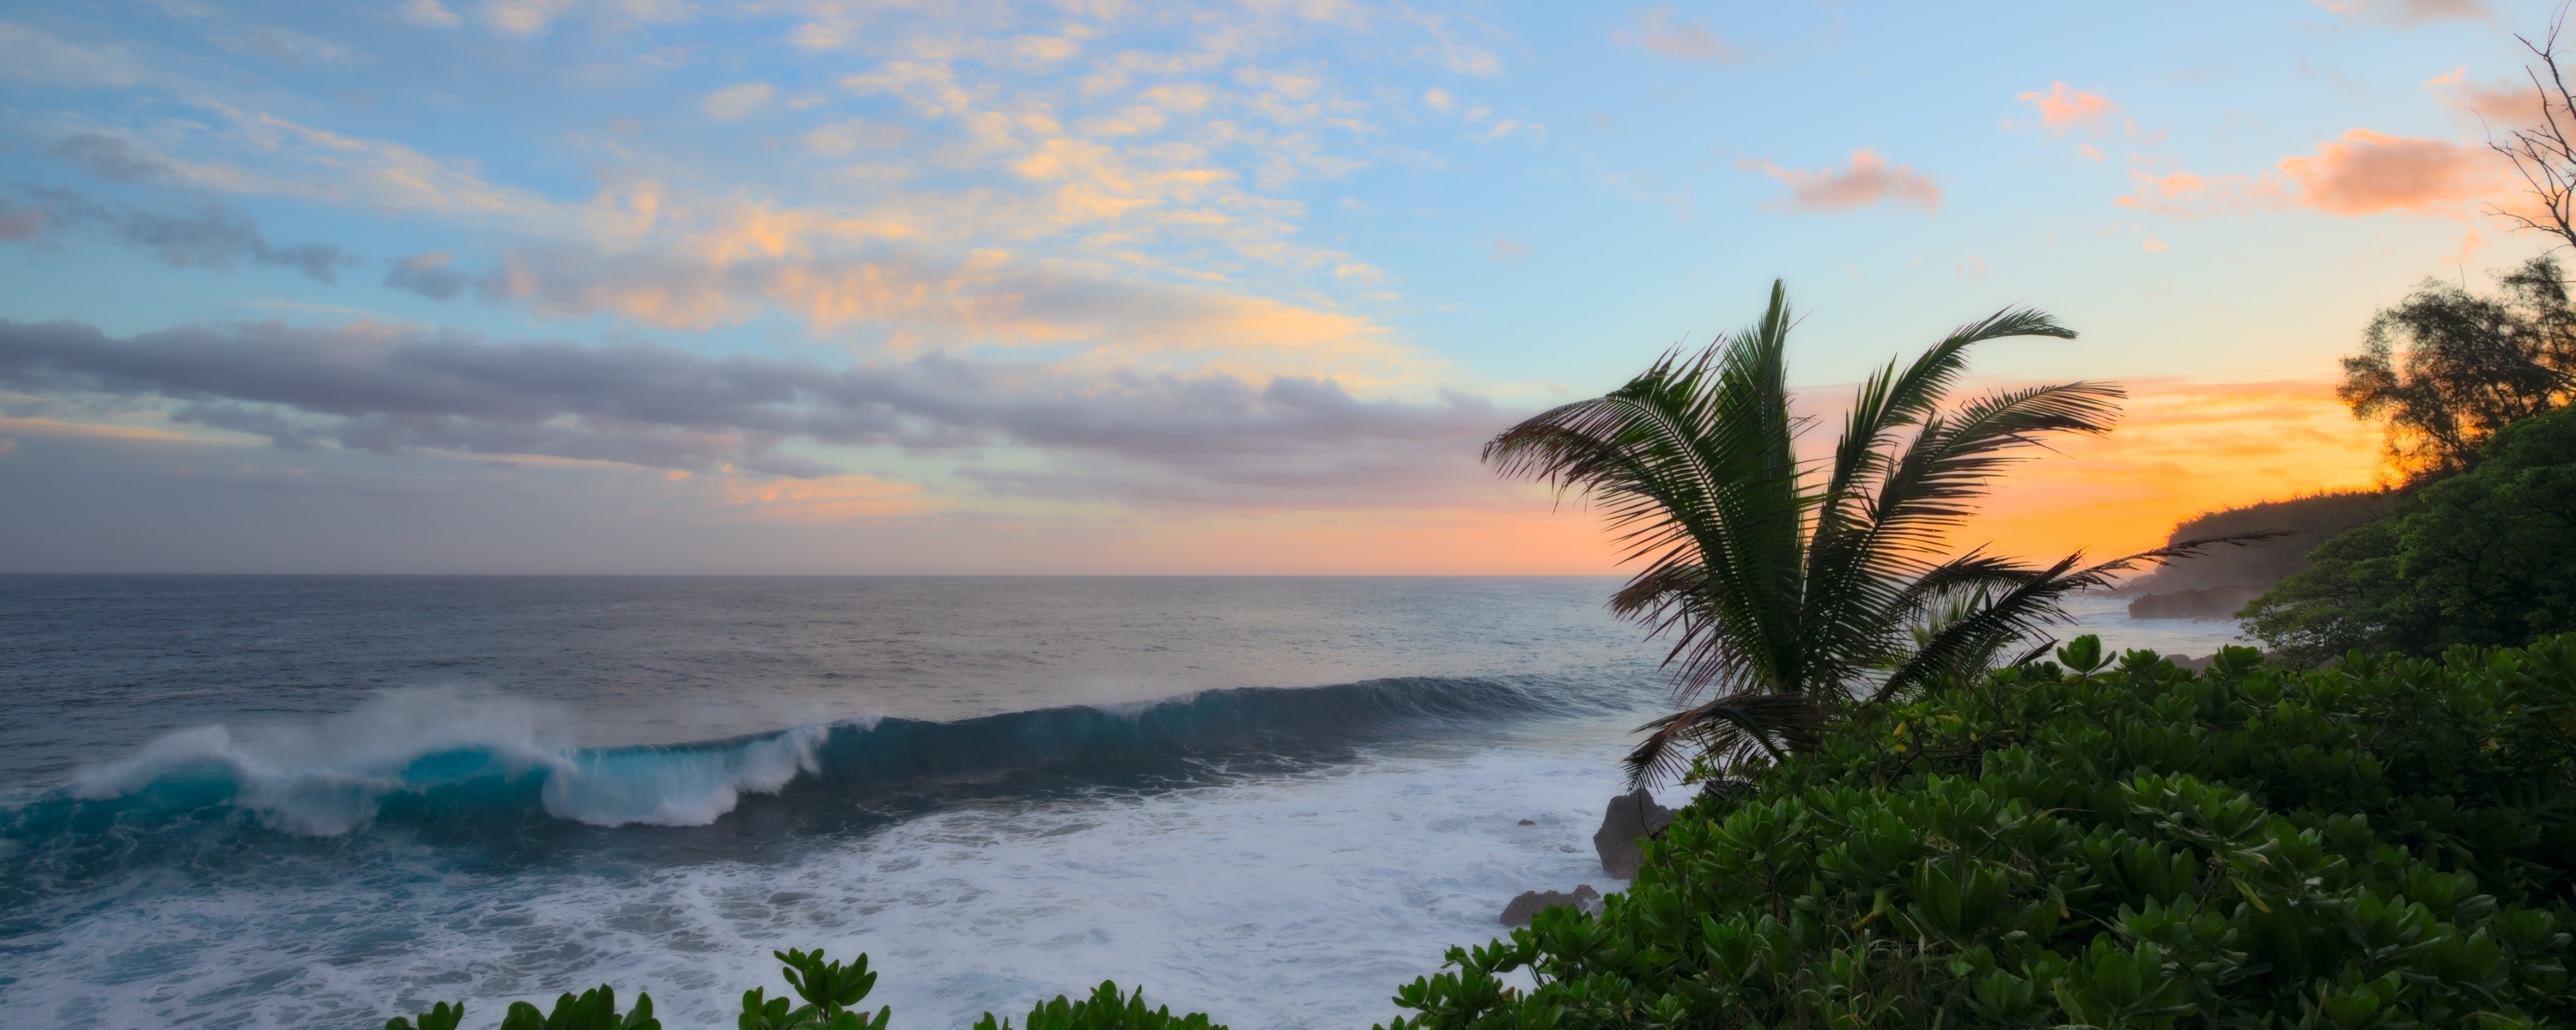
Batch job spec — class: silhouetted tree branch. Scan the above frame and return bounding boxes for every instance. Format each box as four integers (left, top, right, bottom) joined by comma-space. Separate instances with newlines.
2491, 15, 2576, 253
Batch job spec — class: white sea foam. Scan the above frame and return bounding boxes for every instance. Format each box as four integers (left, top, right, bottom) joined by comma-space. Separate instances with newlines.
59, 687, 840, 833
540, 724, 830, 827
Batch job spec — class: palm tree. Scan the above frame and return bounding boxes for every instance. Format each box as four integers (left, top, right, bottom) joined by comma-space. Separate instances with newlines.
1487, 281, 2229, 784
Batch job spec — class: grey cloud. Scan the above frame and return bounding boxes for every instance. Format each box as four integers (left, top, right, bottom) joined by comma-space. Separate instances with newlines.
52, 134, 181, 184
172, 403, 328, 450
384, 252, 475, 300
6, 186, 355, 283
0, 199, 40, 240
0, 319, 1522, 508
20, 136, 355, 282
112, 204, 351, 281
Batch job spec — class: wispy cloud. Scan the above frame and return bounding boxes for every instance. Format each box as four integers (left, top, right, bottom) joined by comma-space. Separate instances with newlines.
52, 134, 182, 184
2, 133, 354, 281
0, 21, 143, 87
384, 253, 473, 300
1611, 5, 1743, 64
702, 82, 775, 120
2117, 129, 2500, 217
2308, 0, 2492, 27
2014, 82, 2121, 134
2429, 72, 2546, 129
401, 0, 461, 28
2279, 129, 2498, 214
2, 186, 353, 282
9, 3, 1536, 392
1756, 148, 1941, 214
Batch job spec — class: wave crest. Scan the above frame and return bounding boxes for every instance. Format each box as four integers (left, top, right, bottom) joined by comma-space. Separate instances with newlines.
5, 675, 1588, 889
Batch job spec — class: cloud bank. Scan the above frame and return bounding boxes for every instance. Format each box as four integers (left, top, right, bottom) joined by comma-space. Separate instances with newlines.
0, 319, 1518, 509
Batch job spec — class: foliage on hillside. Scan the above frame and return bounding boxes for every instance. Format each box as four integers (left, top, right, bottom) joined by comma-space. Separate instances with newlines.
1381, 635, 2576, 1029
2243, 406, 2576, 667
2338, 255, 2576, 481
2118, 490, 2393, 600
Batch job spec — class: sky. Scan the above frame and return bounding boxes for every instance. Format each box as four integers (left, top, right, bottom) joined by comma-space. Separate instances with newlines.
0, 0, 2555, 573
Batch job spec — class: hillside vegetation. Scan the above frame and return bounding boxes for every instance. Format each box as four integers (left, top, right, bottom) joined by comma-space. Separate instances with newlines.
2244, 406, 2576, 667
1382, 635, 2576, 1029
2120, 491, 2392, 620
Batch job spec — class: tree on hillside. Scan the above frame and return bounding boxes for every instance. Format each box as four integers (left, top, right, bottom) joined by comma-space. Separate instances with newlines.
2241, 404, 2576, 667
2338, 256, 2576, 480
2341, 12, 2576, 482
1485, 282, 2231, 783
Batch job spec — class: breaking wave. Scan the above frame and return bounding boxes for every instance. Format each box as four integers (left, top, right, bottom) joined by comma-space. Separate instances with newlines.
0, 675, 1593, 901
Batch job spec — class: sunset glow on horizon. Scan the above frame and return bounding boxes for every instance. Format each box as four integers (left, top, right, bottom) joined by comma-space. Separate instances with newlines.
0, 0, 2538, 573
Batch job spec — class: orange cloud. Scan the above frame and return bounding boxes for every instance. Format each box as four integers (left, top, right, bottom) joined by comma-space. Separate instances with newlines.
2016, 82, 2118, 134
2277, 129, 2499, 215
2444, 78, 2548, 128
2117, 130, 2499, 217
715, 472, 925, 522
964, 504, 1626, 575
1758, 148, 1941, 214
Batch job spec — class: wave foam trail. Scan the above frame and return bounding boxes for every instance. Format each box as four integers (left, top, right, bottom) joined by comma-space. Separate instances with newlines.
3, 674, 1597, 897
64, 687, 571, 836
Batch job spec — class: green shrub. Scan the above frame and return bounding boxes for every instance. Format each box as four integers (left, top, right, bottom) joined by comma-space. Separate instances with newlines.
971, 980, 1229, 1030
738, 948, 892, 1030
387, 949, 1223, 1030
390, 985, 659, 1030
1382, 635, 2576, 1029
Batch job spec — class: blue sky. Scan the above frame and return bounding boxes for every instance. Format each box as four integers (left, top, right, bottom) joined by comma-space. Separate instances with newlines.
0, 0, 2552, 572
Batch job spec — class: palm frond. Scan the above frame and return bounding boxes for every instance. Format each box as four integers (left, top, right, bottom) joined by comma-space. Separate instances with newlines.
1861, 381, 2129, 564
1870, 533, 2281, 700
1814, 307, 2080, 535
1799, 318, 2088, 703
1485, 282, 1812, 702
1623, 692, 1829, 786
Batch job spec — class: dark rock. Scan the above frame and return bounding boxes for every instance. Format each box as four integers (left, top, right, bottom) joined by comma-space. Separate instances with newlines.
1499, 884, 1603, 926
1592, 788, 1675, 879
1517, 819, 1535, 826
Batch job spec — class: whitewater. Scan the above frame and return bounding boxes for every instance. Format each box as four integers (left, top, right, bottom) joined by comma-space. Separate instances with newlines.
0, 576, 2246, 1028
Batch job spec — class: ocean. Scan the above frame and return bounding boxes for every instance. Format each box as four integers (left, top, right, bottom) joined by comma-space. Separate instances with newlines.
0, 576, 2247, 1029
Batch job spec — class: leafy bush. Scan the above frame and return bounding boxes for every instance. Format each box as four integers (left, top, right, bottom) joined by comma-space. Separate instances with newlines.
389, 985, 657, 1030
971, 981, 1228, 1030
1382, 635, 2576, 1029
388, 950, 1224, 1030
739, 948, 892, 1030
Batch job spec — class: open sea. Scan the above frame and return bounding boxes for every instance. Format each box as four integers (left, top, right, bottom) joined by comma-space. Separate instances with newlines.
0, 576, 2247, 1029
